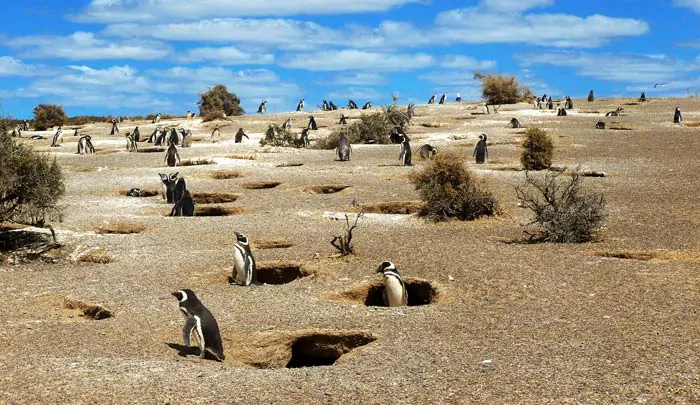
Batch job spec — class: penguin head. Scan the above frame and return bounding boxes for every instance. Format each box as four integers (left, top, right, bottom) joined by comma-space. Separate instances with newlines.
234, 231, 249, 245
376, 260, 397, 274
479, 134, 487, 142
172, 289, 196, 303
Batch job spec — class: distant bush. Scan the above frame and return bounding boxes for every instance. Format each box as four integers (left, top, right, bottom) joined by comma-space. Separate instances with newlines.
260, 125, 297, 147
474, 72, 532, 106
410, 151, 499, 222
33, 104, 67, 131
0, 118, 64, 226
314, 106, 410, 149
198, 84, 244, 121
521, 127, 553, 170
516, 170, 605, 243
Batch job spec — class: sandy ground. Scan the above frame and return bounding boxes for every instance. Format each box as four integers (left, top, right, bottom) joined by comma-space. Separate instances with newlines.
2, 98, 700, 403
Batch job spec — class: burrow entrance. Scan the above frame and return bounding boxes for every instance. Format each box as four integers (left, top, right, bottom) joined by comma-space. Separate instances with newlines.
63, 298, 113, 320
192, 192, 239, 204
339, 278, 439, 307
210, 330, 376, 369
121, 189, 159, 197
195, 206, 247, 217
360, 201, 423, 215
303, 184, 350, 194
240, 181, 282, 190
227, 261, 313, 285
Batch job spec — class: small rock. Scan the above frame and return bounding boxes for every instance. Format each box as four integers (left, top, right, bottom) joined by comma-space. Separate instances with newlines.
448, 275, 455, 281
481, 359, 492, 365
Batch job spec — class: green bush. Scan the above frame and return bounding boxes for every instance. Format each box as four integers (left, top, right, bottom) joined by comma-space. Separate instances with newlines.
198, 85, 244, 121
410, 151, 499, 222
0, 118, 64, 226
516, 170, 605, 243
33, 104, 67, 131
259, 124, 297, 147
474, 72, 532, 106
521, 127, 553, 170
314, 106, 410, 149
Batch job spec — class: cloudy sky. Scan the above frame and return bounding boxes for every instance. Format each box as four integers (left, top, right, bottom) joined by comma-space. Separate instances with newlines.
0, 0, 699, 118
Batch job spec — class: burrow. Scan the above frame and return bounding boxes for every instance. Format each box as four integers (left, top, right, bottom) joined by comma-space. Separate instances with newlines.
63, 297, 113, 320
195, 206, 247, 217
240, 181, 282, 190
337, 278, 440, 307
169, 330, 376, 369
303, 184, 350, 194
359, 201, 424, 215
227, 260, 314, 285
253, 239, 295, 249
121, 189, 159, 197
192, 193, 239, 204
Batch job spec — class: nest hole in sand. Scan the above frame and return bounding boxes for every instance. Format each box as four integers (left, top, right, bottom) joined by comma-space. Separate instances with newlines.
196, 206, 246, 217
253, 239, 295, 249
136, 147, 165, 153
303, 184, 350, 194
360, 201, 423, 215
209, 170, 244, 180
180, 158, 216, 166
286, 332, 376, 368
277, 162, 304, 168
63, 298, 113, 320
228, 261, 313, 285
192, 192, 239, 204
240, 181, 282, 190
340, 278, 439, 307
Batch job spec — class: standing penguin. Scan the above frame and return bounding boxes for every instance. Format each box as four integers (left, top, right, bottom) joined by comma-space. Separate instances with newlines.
181, 129, 192, 147
587, 90, 595, 102
674, 107, 683, 124
77, 135, 95, 155
639, 92, 647, 102
125, 132, 138, 152
164, 143, 180, 167
399, 135, 412, 166
362, 102, 372, 110
565, 96, 574, 109
474, 134, 488, 164
257, 100, 267, 114
51, 127, 63, 147
172, 289, 225, 361
211, 125, 222, 143
308, 115, 318, 130
110, 119, 119, 135
296, 98, 305, 112
455, 93, 462, 103
132, 126, 141, 142
428, 94, 437, 104
339, 114, 347, 126
547, 97, 554, 110
231, 231, 256, 286
557, 107, 568, 117
336, 134, 352, 161
322, 100, 329, 111
376, 261, 408, 307
329, 101, 338, 110
438, 93, 447, 105
234, 128, 249, 143
348, 100, 358, 110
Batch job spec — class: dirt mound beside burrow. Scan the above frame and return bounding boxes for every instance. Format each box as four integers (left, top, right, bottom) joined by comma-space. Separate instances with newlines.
63, 298, 113, 320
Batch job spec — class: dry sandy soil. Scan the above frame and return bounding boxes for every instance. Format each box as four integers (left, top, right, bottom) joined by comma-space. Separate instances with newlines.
2, 98, 700, 403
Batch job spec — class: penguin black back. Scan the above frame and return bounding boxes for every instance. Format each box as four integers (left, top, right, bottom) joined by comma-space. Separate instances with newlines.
172, 289, 225, 361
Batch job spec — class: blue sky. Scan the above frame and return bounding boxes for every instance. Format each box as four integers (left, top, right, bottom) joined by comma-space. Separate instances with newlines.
0, 0, 699, 118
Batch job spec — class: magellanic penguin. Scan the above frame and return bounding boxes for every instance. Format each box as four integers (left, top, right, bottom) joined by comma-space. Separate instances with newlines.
399, 135, 412, 166
376, 261, 408, 307
674, 107, 683, 124
474, 134, 488, 164
428, 94, 437, 104
231, 231, 256, 286
172, 289, 225, 361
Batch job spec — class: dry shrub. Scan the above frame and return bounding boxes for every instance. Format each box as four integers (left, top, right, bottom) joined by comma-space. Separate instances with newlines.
475, 72, 532, 105
79, 248, 115, 264
409, 152, 499, 222
521, 127, 553, 171
209, 170, 244, 180
95, 221, 146, 234
516, 170, 605, 243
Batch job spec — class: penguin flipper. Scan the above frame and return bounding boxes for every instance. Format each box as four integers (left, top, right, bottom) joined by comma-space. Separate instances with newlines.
182, 316, 197, 346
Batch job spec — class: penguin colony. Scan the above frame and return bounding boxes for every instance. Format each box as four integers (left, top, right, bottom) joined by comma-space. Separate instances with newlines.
44, 92, 668, 363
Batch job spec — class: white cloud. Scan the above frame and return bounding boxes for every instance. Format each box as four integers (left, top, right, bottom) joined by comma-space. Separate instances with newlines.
176, 46, 274, 65
517, 51, 700, 84
6, 32, 169, 60
674, 0, 700, 12
0, 57, 52, 77
75, 0, 424, 22
280, 50, 435, 71
324, 72, 388, 86
440, 56, 496, 70
418, 71, 482, 86
104, 18, 340, 50
433, 9, 649, 48
480, 0, 553, 12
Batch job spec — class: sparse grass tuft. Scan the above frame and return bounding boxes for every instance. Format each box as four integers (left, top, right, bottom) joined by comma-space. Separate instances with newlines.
79, 248, 115, 264
180, 158, 216, 166
209, 170, 244, 180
